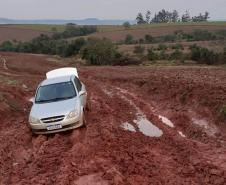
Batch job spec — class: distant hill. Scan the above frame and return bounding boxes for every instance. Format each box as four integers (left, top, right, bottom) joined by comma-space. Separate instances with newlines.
0, 18, 136, 25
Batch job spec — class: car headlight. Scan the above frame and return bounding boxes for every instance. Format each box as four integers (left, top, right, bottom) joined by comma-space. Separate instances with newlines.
29, 116, 41, 124
66, 110, 79, 119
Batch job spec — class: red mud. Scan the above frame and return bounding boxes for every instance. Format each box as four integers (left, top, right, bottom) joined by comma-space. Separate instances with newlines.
0, 52, 226, 184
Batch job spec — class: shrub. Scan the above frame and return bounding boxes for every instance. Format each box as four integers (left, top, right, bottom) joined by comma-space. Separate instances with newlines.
134, 45, 145, 54
163, 34, 177, 42
157, 44, 168, 51
144, 34, 154, 43
123, 21, 131, 29
159, 50, 169, 60
171, 43, 184, 50
182, 30, 216, 41
170, 49, 183, 60
62, 38, 86, 57
0, 41, 16, 51
138, 38, 145, 44
112, 56, 142, 66
147, 49, 159, 61
190, 45, 219, 65
52, 25, 97, 39
220, 104, 226, 119
81, 38, 121, 65
124, 34, 134, 44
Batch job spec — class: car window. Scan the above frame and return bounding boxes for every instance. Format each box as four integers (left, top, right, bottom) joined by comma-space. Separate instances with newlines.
35, 81, 76, 103
74, 77, 82, 92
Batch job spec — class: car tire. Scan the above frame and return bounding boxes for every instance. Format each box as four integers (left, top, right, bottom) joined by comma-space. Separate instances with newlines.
82, 109, 87, 127
85, 96, 91, 112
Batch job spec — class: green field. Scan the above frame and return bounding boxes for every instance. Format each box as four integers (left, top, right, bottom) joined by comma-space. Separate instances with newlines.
97, 21, 226, 32
1, 21, 226, 33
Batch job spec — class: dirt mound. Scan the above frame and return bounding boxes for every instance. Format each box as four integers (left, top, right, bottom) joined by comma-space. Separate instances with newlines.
0, 52, 226, 184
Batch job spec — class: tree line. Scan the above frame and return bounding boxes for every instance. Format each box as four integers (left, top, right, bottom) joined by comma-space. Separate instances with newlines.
0, 24, 97, 57
136, 10, 210, 24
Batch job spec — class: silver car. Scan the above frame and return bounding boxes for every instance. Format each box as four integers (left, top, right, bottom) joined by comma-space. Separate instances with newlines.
29, 68, 87, 134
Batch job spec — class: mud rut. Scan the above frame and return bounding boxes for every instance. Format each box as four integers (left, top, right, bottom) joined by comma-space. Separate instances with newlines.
0, 57, 226, 184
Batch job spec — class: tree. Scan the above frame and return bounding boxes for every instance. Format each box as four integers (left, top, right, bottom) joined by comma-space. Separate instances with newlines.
182, 10, 191, 22
145, 11, 151, 24
152, 13, 158, 23
192, 12, 210, 22
136, 13, 145, 24
151, 9, 171, 23
147, 49, 159, 61
204, 11, 210, 21
172, 10, 179, 22
123, 21, 131, 29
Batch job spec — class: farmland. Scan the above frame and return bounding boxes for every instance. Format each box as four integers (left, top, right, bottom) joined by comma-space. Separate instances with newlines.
0, 52, 226, 184
1, 22, 226, 44
0, 25, 53, 44
0, 22, 226, 184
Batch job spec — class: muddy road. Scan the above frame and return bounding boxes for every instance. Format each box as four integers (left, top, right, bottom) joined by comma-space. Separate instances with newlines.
0, 52, 226, 185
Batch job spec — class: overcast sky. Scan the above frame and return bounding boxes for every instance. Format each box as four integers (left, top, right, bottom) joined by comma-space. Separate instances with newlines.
1, 0, 226, 20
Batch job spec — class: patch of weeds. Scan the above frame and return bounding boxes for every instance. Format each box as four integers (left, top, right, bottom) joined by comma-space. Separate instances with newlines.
180, 91, 189, 104
0, 75, 19, 86
0, 92, 5, 102
6, 79, 18, 86
7, 100, 22, 112
219, 105, 226, 118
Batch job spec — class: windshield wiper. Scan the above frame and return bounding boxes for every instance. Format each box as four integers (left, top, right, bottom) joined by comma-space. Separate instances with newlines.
36, 96, 75, 103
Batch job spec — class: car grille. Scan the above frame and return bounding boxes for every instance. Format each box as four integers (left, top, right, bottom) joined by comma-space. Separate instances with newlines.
41, 115, 65, 123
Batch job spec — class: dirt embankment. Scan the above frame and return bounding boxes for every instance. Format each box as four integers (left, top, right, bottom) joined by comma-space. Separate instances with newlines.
0, 52, 226, 184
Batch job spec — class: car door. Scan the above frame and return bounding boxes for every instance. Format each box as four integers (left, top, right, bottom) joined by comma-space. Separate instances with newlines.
74, 77, 87, 108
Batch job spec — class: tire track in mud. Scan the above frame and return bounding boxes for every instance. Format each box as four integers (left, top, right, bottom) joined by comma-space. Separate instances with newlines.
95, 79, 226, 184
1, 60, 226, 184
0, 55, 22, 77
0, 56, 9, 70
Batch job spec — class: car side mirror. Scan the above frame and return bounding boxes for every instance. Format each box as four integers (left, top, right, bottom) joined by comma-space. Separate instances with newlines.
79, 91, 86, 96
29, 97, 35, 104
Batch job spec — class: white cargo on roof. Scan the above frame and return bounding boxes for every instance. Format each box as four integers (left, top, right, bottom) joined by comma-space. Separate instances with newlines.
46, 67, 78, 79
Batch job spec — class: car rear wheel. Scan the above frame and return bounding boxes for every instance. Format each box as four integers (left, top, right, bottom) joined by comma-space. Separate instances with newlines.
82, 109, 87, 127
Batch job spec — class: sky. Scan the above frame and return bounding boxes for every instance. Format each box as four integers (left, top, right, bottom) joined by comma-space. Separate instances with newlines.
0, 0, 226, 20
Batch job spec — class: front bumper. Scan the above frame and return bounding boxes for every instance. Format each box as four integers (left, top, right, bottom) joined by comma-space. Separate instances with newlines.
29, 116, 83, 134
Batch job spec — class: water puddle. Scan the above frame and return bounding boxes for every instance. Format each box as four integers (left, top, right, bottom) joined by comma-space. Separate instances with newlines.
121, 122, 136, 132
178, 131, 186, 138
159, 115, 174, 128
118, 88, 163, 137
134, 116, 163, 137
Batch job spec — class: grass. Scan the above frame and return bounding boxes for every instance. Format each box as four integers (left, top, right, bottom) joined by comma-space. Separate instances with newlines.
220, 104, 226, 118
0, 75, 19, 86
97, 21, 226, 33
1, 22, 225, 34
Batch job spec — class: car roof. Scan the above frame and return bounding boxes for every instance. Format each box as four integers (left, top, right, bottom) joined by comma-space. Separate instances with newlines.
40, 75, 74, 86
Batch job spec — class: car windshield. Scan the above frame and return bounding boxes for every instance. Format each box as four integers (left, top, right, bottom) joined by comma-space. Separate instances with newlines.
35, 81, 76, 103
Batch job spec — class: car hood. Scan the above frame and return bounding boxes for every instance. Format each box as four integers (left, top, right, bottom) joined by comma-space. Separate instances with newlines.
30, 97, 80, 119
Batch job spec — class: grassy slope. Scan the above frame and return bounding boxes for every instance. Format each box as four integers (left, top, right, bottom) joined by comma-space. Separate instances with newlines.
0, 22, 226, 43
97, 21, 226, 32
2, 21, 226, 33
